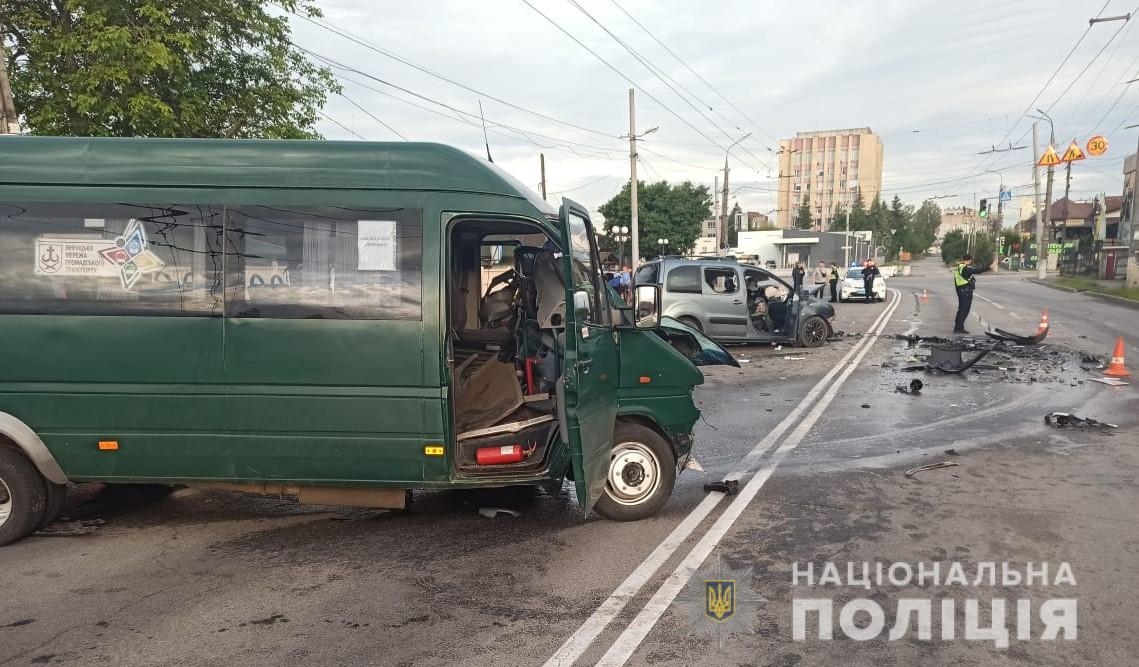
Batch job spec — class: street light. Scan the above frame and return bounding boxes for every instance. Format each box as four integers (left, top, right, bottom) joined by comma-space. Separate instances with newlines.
610, 224, 630, 267
719, 133, 753, 255
657, 237, 670, 256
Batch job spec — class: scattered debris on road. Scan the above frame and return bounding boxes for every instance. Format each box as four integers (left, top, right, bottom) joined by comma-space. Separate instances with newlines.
1090, 377, 1129, 387
477, 507, 521, 519
35, 519, 105, 537
944, 448, 959, 456
895, 379, 924, 395
1044, 413, 1118, 429
703, 479, 740, 495
861, 403, 871, 408
904, 462, 960, 477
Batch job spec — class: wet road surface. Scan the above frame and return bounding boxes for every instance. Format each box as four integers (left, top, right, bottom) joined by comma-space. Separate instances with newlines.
2, 257, 1137, 666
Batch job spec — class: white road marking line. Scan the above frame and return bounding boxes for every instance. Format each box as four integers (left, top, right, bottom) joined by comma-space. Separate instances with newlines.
1009, 312, 1023, 320
542, 293, 902, 667
975, 293, 1005, 309
595, 291, 904, 667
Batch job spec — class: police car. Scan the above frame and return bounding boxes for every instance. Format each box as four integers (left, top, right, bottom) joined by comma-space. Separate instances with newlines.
839, 265, 887, 302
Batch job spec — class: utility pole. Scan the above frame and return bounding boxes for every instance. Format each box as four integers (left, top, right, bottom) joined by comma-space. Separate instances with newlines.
1042, 123, 1055, 268
712, 174, 719, 250
1033, 122, 1046, 280
628, 89, 640, 268
720, 157, 730, 254
719, 133, 751, 255
1128, 131, 1139, 288
539, 153, 547, 201
0, 47, 19, 135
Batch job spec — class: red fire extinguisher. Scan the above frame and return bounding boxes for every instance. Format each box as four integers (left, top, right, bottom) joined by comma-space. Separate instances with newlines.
476, 445, 525, 466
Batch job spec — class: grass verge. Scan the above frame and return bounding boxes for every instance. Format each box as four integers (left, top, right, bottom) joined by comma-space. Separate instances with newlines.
1055, 276, 1139, 301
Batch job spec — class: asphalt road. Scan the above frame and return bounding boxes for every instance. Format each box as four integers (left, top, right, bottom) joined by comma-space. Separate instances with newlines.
2, 256, 1137, 666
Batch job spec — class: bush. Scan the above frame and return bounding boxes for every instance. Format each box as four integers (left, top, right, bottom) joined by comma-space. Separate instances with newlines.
941, 230, 966, 264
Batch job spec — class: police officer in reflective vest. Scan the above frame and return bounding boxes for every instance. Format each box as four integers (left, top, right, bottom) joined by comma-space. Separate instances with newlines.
952, 254, 990, 334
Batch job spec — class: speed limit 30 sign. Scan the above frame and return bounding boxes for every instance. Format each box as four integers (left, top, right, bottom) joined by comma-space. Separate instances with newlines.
1086, 135, 1108, 156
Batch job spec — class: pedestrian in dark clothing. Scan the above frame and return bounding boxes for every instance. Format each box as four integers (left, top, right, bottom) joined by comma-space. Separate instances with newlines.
791, 262, 805, 295
862, 260, 881, 303
952, 254, 990, 334
828, 263, 840, 303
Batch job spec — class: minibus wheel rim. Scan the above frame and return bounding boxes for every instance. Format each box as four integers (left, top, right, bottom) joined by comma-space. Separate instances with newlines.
0, 479, 12, 527
606, 442, 661, 506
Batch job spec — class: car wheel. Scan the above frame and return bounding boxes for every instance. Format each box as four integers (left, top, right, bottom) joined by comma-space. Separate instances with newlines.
0, 446, 49, 547
594, 423, 676, 522
677, 316, 703, 333
797, 315, 828, 348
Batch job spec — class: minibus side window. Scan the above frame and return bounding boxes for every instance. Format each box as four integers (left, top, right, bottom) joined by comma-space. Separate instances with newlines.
224, 206, 423, 320
0, 201, 223, 315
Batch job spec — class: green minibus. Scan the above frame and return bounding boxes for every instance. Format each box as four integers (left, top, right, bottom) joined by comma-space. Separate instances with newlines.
0, 137, 735, 545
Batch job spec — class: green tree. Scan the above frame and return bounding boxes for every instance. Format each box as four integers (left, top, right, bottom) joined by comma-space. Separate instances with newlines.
911, 200, 942, 254
972, 233, 995, 268
941, 230, 967, 265
793, 196, 813, 230
728, 202, 742, 247
848, 188, 868, 231
598, 180, 711, 258
3, 0, 337, 138
832, 203, 847, 230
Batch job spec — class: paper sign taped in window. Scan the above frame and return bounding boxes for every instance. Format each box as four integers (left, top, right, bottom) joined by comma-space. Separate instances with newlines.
357, 220, 398, 271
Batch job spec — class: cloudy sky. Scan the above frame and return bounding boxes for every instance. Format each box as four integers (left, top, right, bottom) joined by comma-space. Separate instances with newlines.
292, 0, 1139, 223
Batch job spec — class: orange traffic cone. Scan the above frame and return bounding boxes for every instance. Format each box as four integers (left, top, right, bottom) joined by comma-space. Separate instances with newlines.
1037, 309, 1049, 335
921, 289, 929, 303
1104, 336, 1130, 378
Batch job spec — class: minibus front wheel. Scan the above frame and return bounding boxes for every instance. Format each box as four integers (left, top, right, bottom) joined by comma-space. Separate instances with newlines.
595, 422, 676, 521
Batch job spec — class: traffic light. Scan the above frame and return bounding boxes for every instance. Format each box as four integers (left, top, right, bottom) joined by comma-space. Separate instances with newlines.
979, 199, 989, 218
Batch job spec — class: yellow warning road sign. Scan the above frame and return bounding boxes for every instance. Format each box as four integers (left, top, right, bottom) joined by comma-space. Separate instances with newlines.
1061, 140, 1086, 163
1086, 135, 1108, 156
1038, 145, 1061, 167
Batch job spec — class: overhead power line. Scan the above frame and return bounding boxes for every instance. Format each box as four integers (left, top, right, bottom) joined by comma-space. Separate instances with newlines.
297, 44, 627, 160
519, 0, 731, 154
337, 91, 408, 140
966, 0, 1110, 177
565, 0, 773, 174
318, 110, 366, 140
606, 0, 781, 148
284, 4, 621, 141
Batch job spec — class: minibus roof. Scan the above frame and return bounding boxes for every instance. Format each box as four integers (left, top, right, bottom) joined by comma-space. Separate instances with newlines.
0, 136, 556, 215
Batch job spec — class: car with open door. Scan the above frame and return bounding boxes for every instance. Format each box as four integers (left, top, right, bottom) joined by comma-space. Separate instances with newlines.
636, 257, 835, 347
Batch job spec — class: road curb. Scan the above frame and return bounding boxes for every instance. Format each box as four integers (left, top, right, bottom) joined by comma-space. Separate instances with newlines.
1029, 278, 1139, 311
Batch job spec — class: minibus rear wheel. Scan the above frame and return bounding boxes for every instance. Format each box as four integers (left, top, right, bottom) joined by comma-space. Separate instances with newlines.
595, 423, 675, 521
0, 446, 49, 546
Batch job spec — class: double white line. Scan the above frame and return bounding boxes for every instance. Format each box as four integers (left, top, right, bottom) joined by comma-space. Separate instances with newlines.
545, 289, 903, 667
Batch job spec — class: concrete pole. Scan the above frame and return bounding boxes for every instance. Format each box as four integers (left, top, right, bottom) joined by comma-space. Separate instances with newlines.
1033, 122, 1047, 280
720, 157, 730, 255
844, 206, 851, 269
539, 153, 547, 201
628, 89, 640, 268
1125, 132, 1134, 285
1042, 129, 1055, 268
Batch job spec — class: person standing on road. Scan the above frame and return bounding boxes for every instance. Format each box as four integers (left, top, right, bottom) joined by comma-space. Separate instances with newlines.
862, 260, 881, 303
828, 262, 840, 303
952, 253, 990, 334
792, 262, 805, 295
811, 261, 828, 298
